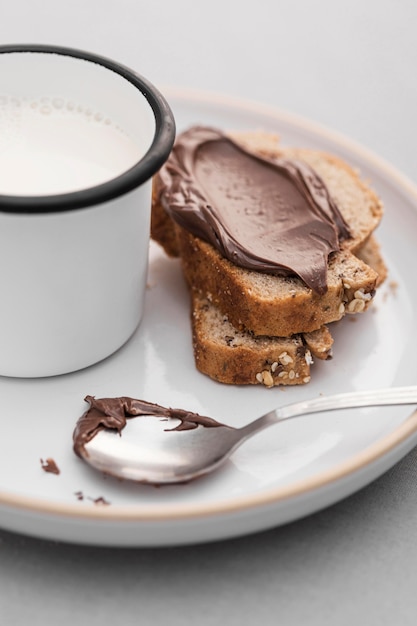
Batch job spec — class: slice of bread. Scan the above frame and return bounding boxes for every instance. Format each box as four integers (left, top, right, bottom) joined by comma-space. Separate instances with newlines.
152, 132, 383, 335
190, 235, 386, 387
178, 228, 378, 336
152, 199, 380, 336
191, 293, 314, 387
151, 129, 386, 386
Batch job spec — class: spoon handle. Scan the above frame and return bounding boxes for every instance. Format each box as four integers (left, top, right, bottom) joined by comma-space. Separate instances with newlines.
240, 386, 417, 438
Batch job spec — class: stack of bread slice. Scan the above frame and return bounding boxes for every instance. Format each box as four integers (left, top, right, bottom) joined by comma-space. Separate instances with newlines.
151, 130, 386, 387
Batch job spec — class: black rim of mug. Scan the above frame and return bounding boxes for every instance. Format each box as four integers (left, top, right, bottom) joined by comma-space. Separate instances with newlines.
0, 44, 176, 214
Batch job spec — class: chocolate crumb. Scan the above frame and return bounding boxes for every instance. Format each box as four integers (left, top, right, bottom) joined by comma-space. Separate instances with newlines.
389, 280, 398, 296
89, 496, 111, 506
74, 491, 110, 505
40, 458, 60, 475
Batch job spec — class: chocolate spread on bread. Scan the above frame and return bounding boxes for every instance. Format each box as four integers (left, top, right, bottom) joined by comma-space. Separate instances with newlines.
73, 395, 224, 457
157, 126, 351, 294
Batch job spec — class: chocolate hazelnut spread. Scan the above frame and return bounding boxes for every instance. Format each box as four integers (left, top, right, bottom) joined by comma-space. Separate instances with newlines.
73, 395, 224, 457
40, 457, 60, 475
157, 126, 351, 294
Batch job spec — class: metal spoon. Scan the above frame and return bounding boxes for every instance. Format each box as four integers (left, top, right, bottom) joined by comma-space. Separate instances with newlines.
78, 386, 417, 484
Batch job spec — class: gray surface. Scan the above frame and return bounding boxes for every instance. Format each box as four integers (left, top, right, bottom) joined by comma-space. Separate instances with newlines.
2, 0, 417, 623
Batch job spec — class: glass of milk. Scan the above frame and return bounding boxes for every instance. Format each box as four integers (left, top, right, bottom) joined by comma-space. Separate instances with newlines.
0, 44, 175, 377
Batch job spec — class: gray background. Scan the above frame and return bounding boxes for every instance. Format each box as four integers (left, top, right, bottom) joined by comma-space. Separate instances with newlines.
2, 1, 417, 623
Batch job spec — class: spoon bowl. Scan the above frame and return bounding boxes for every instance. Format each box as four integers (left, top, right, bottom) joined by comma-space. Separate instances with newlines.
78, 386, 417, 484
83, 416, 242, 483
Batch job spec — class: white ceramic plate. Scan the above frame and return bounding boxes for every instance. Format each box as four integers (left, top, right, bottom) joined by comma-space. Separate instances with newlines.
1, 88, 417, 547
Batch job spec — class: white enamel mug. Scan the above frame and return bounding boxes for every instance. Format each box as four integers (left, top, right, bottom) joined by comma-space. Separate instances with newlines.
0, 45, 175, 377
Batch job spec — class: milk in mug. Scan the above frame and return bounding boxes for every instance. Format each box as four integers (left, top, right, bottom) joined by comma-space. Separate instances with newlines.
0, 95, 143, 196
